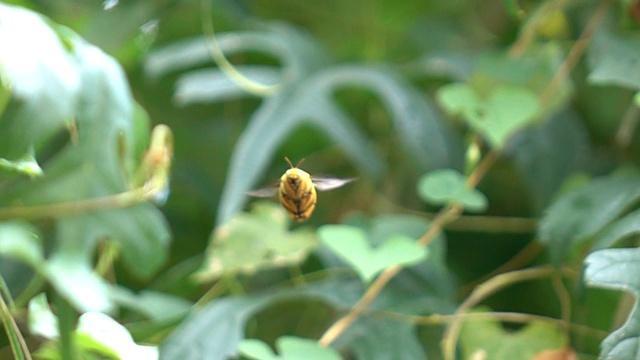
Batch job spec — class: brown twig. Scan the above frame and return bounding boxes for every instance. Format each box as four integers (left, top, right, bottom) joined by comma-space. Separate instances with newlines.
318, 152, 496, 346
538, 0, 612, 105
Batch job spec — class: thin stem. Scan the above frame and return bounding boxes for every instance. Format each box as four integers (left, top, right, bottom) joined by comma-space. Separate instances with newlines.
538, 0, 612, 106
508, 0, 573, 57
318, 150, 497, 347
54, 294, 78, 360
459, 240, 544, 296
552, 271, 572, 339
369, 309, 608, 340
0, 188, 146, 221
318, 265, 402, 346
615, 99, 640, 148
0, 275, 31, 360
200, 0, 281, 96
441, 266, 567, 360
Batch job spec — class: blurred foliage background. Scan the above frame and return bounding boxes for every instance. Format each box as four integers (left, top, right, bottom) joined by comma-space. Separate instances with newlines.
3, 0, 640, 359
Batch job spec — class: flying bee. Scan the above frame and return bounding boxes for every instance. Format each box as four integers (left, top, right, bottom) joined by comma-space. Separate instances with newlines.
248, 157, 355, 222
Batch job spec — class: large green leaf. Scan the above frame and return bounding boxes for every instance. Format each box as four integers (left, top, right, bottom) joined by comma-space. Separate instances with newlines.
160, 276, 439, 360
504, 110, 591, 213
0, 4, 170, 312
587, 25, 640, 90
460, 314, 567, 359
0, 4, 79, 160
198, 202, 316, 281
161, 213, 458, 360
537, 172, 640, 265
318, 225, 428, 283
585, 248, 640, 359
437, 83, 540, 149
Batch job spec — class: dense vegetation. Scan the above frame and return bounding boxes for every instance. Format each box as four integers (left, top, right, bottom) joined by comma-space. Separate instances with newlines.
2, 0, 640, 359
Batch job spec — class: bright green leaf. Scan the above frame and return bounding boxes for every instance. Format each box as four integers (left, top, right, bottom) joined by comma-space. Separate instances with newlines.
77, 312, 158, 360
28, 293, 59, 339
417, 168, 487, 212
0, 3, 79, 159
239, 337, 341, 360
482, 85, 539, 147
29, 294, 158, 360
0, 221, 43, 268
460, 313, 567, 359
437, 83, 539, 148
0, 75, 10, 118
436, 82, 483, 117
277, 337, 341, 360
318, 225, 428, 283
0, 5, 171, 312
239, 339, 278, 360
538, 172, 640, 265
585, 248, 640, 359
198, 202, 316, 281
0, 153, 43, 178
109, 287, 192, 322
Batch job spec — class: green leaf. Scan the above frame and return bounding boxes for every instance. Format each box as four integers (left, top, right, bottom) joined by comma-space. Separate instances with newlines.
0, 3, 79, 159
161, 277, 433, 360
239, 339, 278, 360
318, 225, 428, 283
538, 172, 640, 265
585, 248, 640, 359
417, 168, 488, 212
0, 5, 170, 312
0, 153, 43, 178
436, 82, 483, 116
591, 208, 640, 252
460, 314, 567, 359
0, 221, 43, 268
160, 296, 277, 360
240, 337, 341, 360
0, 75, 11, 118
437, 83, 539, 148
277, 337, 341, 360
587, 25, 640, 89
504, 110, 591, 212
198, 202, 316, 281
76, 312, 158, 360
109, 287, 192, 322
29, 294, 158, 360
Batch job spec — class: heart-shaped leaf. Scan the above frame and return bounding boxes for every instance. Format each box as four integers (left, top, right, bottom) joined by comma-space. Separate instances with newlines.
239, 336, 341, 360
437, 83, 539, 148
197, 201, 316, 281
417, 168, 488, 212
318, 225, 428, 283
460, 311, 567, 359
585, 248, 640, 359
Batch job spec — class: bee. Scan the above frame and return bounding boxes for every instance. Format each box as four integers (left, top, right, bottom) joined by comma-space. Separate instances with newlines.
248, 157, 355, 222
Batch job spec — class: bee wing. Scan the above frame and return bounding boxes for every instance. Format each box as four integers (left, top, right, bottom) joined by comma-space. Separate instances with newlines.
247, 184, 280, 198
312, 176, 356, 191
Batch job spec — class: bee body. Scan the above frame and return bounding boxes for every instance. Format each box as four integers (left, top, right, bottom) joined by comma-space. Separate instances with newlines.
249, 157, 355, 222
279, 167, 317, 222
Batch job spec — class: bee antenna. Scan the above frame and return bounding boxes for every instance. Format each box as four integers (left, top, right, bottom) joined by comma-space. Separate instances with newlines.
284, 156, 294, 168
284, 157, 305, 168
